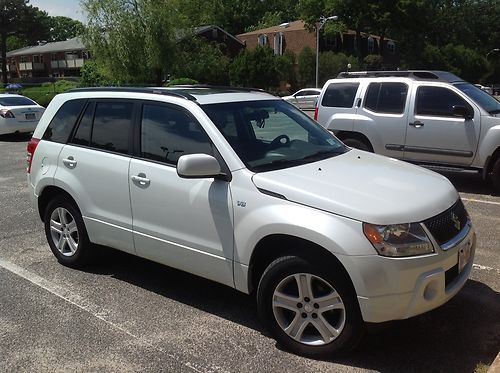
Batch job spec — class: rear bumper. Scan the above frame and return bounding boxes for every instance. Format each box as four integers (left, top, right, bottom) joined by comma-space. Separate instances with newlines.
0, 119, 37, 135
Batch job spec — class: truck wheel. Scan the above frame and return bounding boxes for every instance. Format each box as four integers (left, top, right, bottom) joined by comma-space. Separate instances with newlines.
491, 157, 500, 194
44, 196, 93, 268
342, 138, 372, 152
256, 256, 364, 357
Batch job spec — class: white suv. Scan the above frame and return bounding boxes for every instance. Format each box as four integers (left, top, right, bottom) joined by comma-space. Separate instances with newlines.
315, 71, 500, 192
28, 86, 475, 357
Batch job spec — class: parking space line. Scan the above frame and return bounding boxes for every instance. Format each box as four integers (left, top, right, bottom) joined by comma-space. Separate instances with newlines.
461, 197, 500, 206
0, 258, 228, 373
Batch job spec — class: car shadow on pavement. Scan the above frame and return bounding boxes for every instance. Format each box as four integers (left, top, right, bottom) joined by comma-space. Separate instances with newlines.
0, 133, 32, 142
83, 246, 500, 371
439, 171, 499, 196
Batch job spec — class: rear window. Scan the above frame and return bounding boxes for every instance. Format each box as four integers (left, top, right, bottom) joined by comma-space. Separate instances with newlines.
321, 83, 359, 108
0, 96, 37, 106
42, 99, 86, 144
364, 82, 408, 114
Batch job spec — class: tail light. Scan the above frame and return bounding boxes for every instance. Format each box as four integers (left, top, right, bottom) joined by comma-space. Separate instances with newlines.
314, 106, 319, 121
0, 109, 15, 118
26, 138, 40, 173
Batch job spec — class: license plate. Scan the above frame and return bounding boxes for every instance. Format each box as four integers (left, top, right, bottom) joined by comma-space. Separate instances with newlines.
25, 113, 36, 120
458, 238, 473, 273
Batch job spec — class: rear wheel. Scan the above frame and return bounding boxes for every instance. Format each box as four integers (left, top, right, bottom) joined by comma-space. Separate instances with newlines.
44, 196, 92, 268
257, 256, 364, 357
342, 138, 372, 152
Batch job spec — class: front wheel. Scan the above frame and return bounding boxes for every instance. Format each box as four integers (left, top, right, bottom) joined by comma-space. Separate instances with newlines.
257, 256, 364, 357
491, 157, 500, 194
44, 196, 93, 268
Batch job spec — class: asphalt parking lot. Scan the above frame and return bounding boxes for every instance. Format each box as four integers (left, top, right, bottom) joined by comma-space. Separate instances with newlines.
1, 133, 499, 372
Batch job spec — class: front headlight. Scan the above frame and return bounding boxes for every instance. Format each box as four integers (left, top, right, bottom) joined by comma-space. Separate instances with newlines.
363, 222, 434, 257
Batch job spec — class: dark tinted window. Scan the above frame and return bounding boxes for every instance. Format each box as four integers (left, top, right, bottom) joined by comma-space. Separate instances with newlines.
321, 83, 359, 108
0, 96, 36, 106
71, 102, 94, 146
91, 102, 133, 155
416, 86, 471, 117
42, 99, 86, 143
364, 82, 408, 114
141, 104, 213, 165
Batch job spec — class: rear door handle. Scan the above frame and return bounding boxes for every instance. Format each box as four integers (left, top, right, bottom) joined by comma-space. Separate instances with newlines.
409, 121, 424, 128
131, 173, 151, 187
62, 156, 77, 168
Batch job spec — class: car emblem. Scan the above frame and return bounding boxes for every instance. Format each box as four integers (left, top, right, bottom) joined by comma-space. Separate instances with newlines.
451, 213, 461, 231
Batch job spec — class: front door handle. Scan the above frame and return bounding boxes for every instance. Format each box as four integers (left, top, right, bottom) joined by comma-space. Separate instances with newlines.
131, 173, 151, 187
62, 156, 77, 168
409, 121, 425, 128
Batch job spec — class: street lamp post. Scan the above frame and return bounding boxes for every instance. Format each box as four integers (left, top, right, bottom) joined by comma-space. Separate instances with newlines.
486, 48, 499, 61
316, 15, 338, 88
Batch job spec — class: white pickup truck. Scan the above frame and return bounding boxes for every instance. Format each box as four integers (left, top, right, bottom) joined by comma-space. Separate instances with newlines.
315, 71, 500, 192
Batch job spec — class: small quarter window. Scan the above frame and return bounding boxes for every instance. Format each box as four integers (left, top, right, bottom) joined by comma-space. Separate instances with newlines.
42, 99, 86, 143
321, 83, 359, 108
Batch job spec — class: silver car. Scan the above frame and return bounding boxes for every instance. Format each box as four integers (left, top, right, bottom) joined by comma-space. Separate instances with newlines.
283, 88, 321, 110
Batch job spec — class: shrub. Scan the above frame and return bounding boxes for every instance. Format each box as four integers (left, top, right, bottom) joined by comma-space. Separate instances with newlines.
166, 78, 199, 86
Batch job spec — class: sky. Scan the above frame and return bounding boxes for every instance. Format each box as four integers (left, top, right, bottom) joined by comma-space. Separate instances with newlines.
29, 0, 87, 23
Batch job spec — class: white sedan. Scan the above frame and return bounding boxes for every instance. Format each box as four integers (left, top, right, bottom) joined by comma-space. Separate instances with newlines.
282, 88, 321, 110
0, 94, 45, 135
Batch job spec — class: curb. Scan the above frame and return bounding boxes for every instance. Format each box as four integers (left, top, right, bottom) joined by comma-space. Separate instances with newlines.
488, 351, 500, 373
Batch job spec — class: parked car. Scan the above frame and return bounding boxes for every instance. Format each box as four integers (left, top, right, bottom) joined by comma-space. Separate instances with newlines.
0, 94, 45, 135
283, 88, 321, 110
28, 86, 475, 357
314, 70, 500, 192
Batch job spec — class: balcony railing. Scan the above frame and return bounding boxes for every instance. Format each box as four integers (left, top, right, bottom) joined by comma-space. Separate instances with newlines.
19, 62, 33, 71
51, 59, 84, 69
33, 62, 45, 70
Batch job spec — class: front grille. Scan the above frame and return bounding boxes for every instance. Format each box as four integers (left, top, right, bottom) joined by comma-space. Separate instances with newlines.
423, 199, 468, 246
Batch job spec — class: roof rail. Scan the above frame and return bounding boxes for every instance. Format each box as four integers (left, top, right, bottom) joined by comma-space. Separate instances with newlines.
169, 84, 270, 94
67, 87, 197, 101
336, 70, 464, 83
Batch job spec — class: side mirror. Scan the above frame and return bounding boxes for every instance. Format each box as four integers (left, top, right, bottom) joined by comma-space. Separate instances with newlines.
177, 154, 222, 179
452, 105, 473, 120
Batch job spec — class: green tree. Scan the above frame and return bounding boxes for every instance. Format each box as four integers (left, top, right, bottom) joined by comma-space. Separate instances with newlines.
48, 16, 84, 42
319, 52, 358, 85
0, 0, 51, 83
229, 46, 281, 89
297, 46, 315, 87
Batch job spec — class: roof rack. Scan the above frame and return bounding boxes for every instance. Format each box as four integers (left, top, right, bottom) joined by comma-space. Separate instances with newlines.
336, 70, 464, 83
169, 84, 269, 94
67, 87, 197, 101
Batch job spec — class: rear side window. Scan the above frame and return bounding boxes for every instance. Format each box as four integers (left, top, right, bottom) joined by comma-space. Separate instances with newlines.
42, 99, 86, 143
140, 104, 214, 165
321, 83, 359, 108
416, 86, 471, 117
71, 102, 94, 146
364, 82, 408, 114
91, 102, 133, 155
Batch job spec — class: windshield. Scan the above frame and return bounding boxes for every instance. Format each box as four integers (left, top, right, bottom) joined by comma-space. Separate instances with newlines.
454, 82, 500, 114
0, 96, 37, 107
202, 100, 348, 172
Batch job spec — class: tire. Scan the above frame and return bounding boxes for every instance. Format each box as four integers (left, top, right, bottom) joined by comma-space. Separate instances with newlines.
44, 196, 93, 268
342, 138, 372, 152
491, 157, 500, 194
257, 256, 364, 357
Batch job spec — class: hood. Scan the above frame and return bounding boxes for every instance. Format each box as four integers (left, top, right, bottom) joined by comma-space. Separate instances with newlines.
252, 150, 458, 225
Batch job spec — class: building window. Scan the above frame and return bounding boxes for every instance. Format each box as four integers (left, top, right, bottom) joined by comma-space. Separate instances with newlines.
367, 36, 375, 53
258, 34, 268, 46
387, 40, 396, 54
273, 32, 284, 55
325, 34, 337, 49
51, 53, 58, 61
20, 56, 27, 63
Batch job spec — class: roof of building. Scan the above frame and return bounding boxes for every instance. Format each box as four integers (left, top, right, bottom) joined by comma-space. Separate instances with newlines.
7, 37, 86, 57
237, 20, 395, 42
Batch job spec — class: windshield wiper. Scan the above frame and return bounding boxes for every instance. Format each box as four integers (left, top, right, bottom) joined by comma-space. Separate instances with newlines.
489, 109, 500, 114
252, 158, 304, 172
301, 149, 346, 161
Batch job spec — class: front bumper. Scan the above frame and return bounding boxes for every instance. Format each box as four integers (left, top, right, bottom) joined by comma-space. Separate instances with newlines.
342, 223, 476, 323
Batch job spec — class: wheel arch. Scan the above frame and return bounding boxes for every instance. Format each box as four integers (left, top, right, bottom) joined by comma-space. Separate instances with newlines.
38, 186, 80, 222
247, 234, 355, 296
335, 131, 374, 152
